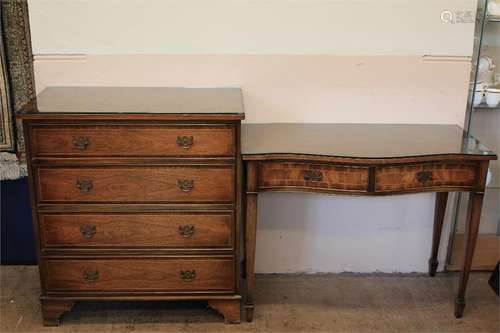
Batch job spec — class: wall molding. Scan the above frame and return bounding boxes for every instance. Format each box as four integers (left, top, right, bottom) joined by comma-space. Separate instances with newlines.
422, 55, 471, 63
34, 54, 87, 62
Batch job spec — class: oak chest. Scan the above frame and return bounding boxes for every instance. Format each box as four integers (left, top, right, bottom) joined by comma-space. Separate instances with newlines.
18, 87, 245, 325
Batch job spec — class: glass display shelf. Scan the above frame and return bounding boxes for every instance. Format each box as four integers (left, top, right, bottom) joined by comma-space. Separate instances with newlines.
486, 15, 500, 22
473, 104, 500, 110
447, 0, 499, 272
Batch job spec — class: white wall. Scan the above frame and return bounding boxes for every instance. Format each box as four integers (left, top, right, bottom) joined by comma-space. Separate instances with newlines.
32, 55, 471, 125
28, 0, 478, 273
29, 0, 476, 55
256, 192, 444, 273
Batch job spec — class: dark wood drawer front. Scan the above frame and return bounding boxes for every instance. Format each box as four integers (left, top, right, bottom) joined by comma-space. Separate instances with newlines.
44, 257, 235, 292
375, 162, 477, 192
40, 213, 233, 249
36, 166, 234, 204
259, 162, 369, 192
31, 125, 235, 157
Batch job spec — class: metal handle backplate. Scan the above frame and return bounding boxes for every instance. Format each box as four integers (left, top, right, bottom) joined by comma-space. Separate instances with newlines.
178, 225, 195, 238
177, 179, 194, 192
83, 270, 100, 283
80, 224, 97, 239
176, 136, 194, 150
303, 170, 323, 182
73, 136, 90, 150
416, 170, 433, 183
180, 270, 196, 282
76, 180, 93, 193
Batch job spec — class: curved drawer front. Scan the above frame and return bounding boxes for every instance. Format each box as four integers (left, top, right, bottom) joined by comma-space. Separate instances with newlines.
40, 212, 233, 249
259, 162, 369, 192
31, 125, 235, 157
44, 257, 235, 292
36, 166, 234, 203
375, 162, 477, 193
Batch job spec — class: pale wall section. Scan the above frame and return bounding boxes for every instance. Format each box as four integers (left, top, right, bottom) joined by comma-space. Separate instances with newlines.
256, 192, 441, 273
33, 55, 471, 125
28, 0, 476, 56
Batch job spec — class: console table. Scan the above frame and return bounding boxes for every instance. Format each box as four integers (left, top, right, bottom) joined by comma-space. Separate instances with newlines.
241, 123, 497, 321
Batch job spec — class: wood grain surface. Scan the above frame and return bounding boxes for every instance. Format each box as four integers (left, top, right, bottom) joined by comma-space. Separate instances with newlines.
39, 212, 234, 249
242, 123, 496, 159
20, 88, 244, 325
375, 162, 477, 192
31, 125, 235, 157
36, 166, 235, 203
44, 257, 235, 292
259, 162, 369, 192
19, 87, 244, 116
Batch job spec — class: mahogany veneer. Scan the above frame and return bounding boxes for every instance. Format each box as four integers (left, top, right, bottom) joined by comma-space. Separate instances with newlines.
44, 256, 235, 292
36, 165, 235, 204
31, 124, 236, 157
259, 162, 369, 192
375, 162, 478, 193
18, 87, 245, 325
241, 123, 497, 322
39, 212, 234, 249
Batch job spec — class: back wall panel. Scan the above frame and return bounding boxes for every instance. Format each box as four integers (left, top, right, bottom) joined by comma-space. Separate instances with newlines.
34, 54, 470, 126
28, 0, 476, 56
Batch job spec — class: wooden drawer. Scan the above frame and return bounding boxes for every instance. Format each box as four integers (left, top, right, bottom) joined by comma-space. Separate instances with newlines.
44, 257, 235, 292
39, 212, 234, 249
259, 162, 369, 192
375, 162, 478, 193
36, 166, 234, 204
30, 125, 235, 157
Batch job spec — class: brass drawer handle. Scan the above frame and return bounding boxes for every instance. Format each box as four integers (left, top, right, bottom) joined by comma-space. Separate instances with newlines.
82, 270, 100, 283
72, 136, 90, 150
177, 179, 194, 192
303, 170, 323, 182
176, 136, 194, 150
416, 170, 433, 183
180, 270, 196, 282
76, 180, 93, 193
178, 225, 195, 238
80, 224, 96, 239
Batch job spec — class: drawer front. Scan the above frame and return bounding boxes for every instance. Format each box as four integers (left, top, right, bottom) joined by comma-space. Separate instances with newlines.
259, 162, 369, 192
40, 212, 233, 249
36, 166, 234, 204
375, 162, 477, 192
44, 257, 235, 292
30, 125, 235, 157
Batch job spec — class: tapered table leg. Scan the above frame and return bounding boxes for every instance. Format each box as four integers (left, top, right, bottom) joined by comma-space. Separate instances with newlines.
244, 161, 259, 322
429, 192, 448, 276
455, 191, 484, 318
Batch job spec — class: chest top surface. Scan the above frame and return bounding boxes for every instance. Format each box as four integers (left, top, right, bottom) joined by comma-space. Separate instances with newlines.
18, 86, 245, 121
242, 123, 496, 160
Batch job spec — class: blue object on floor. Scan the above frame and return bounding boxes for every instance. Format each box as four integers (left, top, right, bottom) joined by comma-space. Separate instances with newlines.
489, 261, 499, 296
1, 177, 37, 264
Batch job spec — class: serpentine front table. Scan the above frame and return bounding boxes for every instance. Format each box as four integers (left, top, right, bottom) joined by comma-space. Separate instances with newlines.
241, 123, 497, 321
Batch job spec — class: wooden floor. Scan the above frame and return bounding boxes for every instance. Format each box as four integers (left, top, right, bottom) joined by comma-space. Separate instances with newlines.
1, 266, 498, 333
448, 234, 499, 271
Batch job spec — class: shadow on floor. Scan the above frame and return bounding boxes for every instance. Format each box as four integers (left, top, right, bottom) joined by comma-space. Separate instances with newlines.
1, 266, 498, 333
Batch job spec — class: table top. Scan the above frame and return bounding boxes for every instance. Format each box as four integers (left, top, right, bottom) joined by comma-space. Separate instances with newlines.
18, 88, 496, 161
19, 87, 245, 120
241, 123, 497, 160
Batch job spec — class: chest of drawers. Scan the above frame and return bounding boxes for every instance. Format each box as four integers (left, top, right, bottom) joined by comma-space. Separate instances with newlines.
19, 87, 245, 325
